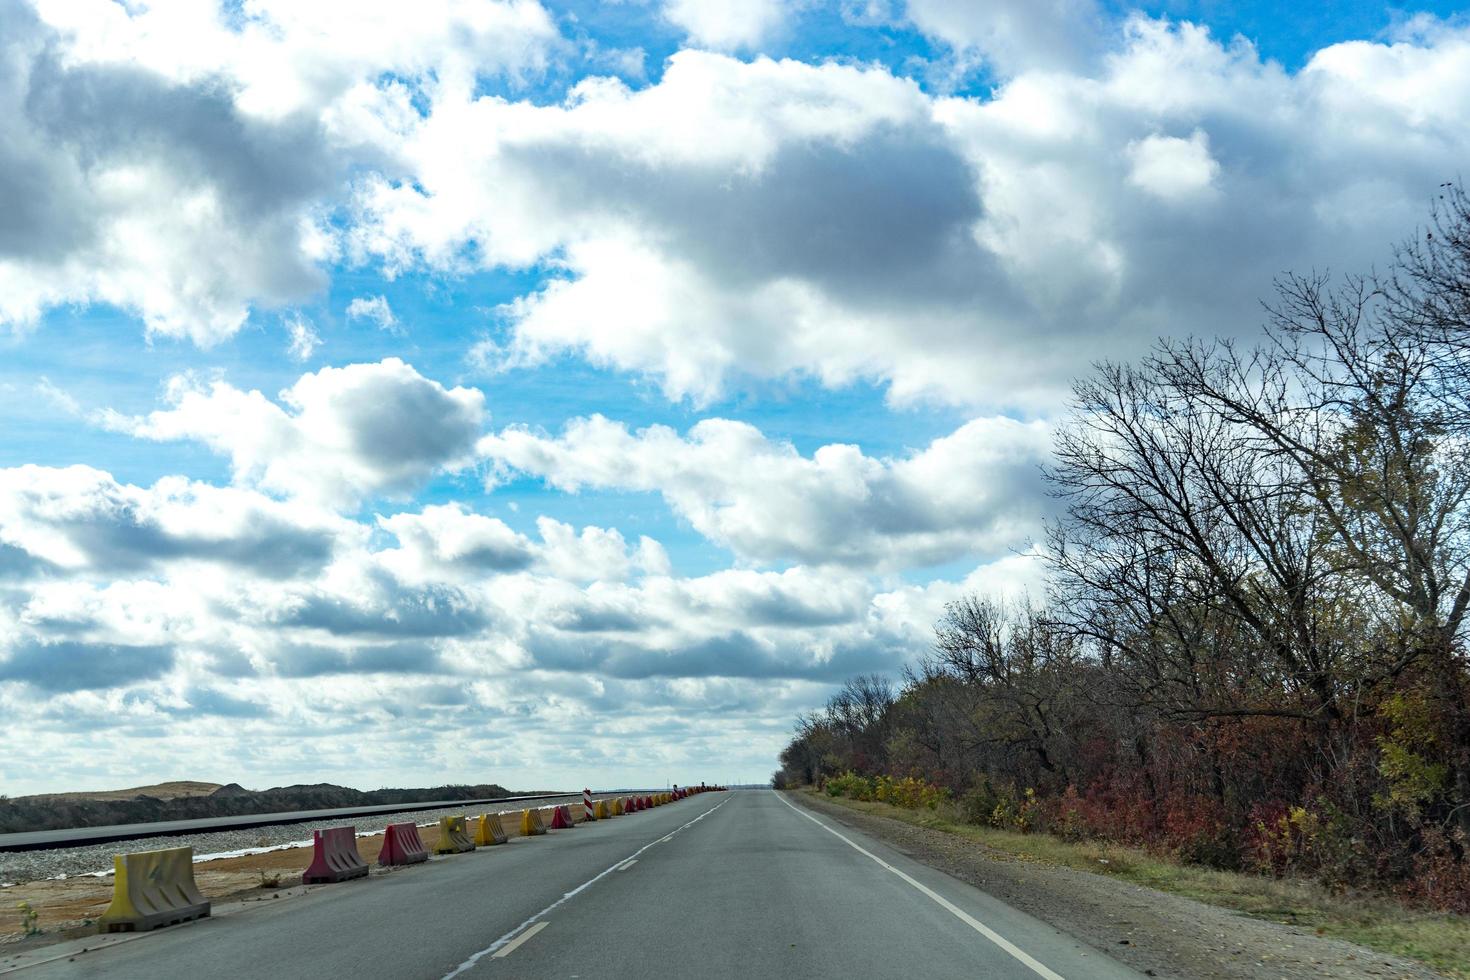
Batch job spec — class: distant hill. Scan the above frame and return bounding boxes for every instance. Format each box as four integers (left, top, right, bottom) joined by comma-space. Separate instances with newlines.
0, 781, 514, 834
16, 781, 224, 804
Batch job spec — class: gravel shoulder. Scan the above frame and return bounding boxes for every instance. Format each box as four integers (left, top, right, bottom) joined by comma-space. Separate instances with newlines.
793, 791, 1444, 980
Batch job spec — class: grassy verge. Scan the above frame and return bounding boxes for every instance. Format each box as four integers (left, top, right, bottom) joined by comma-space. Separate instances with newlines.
805, 789, 1470, 979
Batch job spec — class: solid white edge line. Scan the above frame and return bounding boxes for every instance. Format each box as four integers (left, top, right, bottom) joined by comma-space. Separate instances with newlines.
490, 920, 548, 959
772, 791, 1066, 980
439, 796, 728, 979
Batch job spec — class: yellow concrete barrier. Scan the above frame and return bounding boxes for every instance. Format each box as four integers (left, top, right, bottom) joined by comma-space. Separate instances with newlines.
594, 800, 608, 819
474, 813, 507, 846
612, 798, 624, 815
98, 846, 210, 933
434, 815, 475, 854
520, 808, 547, 836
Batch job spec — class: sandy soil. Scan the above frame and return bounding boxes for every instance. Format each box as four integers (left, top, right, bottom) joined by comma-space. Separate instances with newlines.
794, 792, 1443, 980
0, 804, 584, 945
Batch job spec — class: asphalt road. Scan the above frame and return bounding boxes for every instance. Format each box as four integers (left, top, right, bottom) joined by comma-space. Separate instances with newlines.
13, 791, 1139, 979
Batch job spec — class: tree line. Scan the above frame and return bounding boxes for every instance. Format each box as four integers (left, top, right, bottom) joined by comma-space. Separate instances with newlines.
777, 186, 1470, 910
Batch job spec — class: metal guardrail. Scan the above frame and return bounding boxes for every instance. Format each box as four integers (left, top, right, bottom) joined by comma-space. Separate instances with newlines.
0, 791, 627, 853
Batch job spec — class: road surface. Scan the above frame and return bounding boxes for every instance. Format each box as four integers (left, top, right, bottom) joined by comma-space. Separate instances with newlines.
12, 791, 1138, 979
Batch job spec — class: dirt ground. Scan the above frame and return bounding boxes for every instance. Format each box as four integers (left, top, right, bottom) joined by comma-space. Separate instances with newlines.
1, 804, 586, 945
795, 792, 1445, 980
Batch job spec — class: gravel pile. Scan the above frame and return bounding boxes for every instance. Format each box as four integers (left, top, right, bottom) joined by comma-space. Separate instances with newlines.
0, 795, 584, 886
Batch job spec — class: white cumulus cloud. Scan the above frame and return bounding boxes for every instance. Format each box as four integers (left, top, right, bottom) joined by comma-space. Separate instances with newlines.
0, 0, 559, 344
661, 0, 789, 51
479, 413, 1053, 569
103, 359, 485, 509
1126, 129, 1221, 201
340, 22, 1470, 409
346, 294, 398, 331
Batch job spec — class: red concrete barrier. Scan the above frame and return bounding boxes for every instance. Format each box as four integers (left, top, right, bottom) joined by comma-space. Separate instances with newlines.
550, 806, 572, 830
378, 821, 429, 866
302, 825, 369, 884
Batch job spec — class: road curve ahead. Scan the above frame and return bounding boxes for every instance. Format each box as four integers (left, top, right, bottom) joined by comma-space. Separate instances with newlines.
17, 791, 1139, 979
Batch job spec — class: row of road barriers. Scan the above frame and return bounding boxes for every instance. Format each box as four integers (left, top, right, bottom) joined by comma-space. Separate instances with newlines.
95, 785, 725, 933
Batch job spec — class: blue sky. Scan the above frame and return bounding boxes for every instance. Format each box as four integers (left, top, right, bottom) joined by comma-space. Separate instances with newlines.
1, 0, 1467, 796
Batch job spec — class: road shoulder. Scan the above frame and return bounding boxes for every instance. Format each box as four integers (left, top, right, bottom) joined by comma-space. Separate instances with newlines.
790, 791, 1442, 980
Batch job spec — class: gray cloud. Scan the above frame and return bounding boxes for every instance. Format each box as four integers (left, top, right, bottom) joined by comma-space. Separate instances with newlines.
0, 2, 90, 261
19, 53, 330, 303
280, 590, 490, 639
905, 0, 1105, 76
0, 466, 343, 577
119, 686, 271, 719
116, 359, 487, 509
268, 570, 492, 641
24, 56, 330, 220
0, 541, 52, 579
457, 543, 535, 572
0, 640, 174, 691
269, 642, 449, 678
0, 2, 334, 337
183, 687, 270, 718
55, 501, 335, 577
525, 628, 898, 681
509, 120, 1002, 309
552, 604, 646, 633
731, 590, 860, 628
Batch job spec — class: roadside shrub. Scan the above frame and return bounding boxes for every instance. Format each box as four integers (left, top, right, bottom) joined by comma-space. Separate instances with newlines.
1245, 798, 1362, 887
1160, 794, 1238, 870
873, 775, 949, 810
15, 901, 40, 937
990, 786, 1040, 833
1074, 778, 1156, 846
1402, 829, 1470, 913
1051, 785, 1087, 842
827, 771, 949, 809
959, 782, 1001, 825
826, 771, 874, 801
